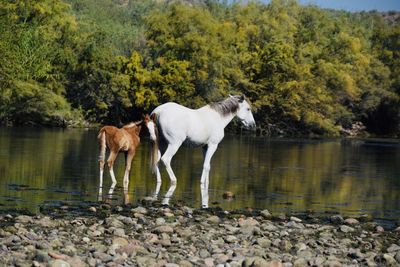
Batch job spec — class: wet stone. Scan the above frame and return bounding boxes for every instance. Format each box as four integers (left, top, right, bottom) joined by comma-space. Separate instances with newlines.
387, 244, 400, 253
340, 225, 355, 233
330, 215, 344, 224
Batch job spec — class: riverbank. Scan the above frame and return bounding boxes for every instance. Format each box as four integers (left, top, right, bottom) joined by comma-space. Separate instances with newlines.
1, 202, 400, 267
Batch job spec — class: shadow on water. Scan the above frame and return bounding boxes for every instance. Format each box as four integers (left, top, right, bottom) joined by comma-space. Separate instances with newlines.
0, 127, 399, 221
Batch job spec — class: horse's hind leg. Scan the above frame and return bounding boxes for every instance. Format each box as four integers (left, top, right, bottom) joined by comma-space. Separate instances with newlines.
161, 142, 182, 184
107, 150, 118, 187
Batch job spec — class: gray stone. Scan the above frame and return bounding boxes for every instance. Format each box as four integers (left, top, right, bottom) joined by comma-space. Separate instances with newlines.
16, 215, 33, 224
156, 217, 166, 225
136, 256, 156, 267
154, 225, 174, 234
387, 244, 400, 253
243, 256, 267, 267
340, 225, 355, 233
293, 258, 308, 267
344, 218, 359, 225
383, 254, 397, 266
324, 260, 342, 267
49, 259, 71, 267
35, 250, 50, 262
131, 206, 148, 214
204, 258, 214, 267
112, 237, 129, 247
290, 216, 302, 222
296, 250, 313, 260
257, 238, 272, 248
330, 215, 344, 224
105, 217, 124, 228
207, 216, 220, 224
238, 218, 259, 227
178, 260, 193, 267
225, 235, 237, 243
286, 221, 304, 229
280, 240, 292, 252
394, 251, 400, 263
262, 223, 278, 232
199, 248, 210, 258
260, 209, 272, 219
113, 228, 125, 237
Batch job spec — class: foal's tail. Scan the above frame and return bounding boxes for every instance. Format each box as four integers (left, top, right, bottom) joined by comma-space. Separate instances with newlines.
148, 114, 159, 173
98, 128, 107, 164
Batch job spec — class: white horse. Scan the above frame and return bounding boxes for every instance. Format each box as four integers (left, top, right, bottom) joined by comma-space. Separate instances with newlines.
146, 95, 256, 187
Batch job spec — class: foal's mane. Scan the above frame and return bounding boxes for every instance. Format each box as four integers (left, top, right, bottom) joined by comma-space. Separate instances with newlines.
209, 96, 241, 116
122, 120, 142, 129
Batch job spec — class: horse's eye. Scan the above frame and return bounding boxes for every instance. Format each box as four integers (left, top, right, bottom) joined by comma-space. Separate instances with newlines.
247, 108, 250, 111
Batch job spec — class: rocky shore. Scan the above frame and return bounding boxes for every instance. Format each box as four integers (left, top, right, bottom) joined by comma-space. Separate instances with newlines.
1, 202, 400, 267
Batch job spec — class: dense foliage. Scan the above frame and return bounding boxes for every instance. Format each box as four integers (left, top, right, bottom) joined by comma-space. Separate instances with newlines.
1, 0, 399, 136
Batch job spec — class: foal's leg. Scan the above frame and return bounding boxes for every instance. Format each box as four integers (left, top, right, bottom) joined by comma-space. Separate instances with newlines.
107, 150, 118, 187
99, 158, 105, 193
200, 143, 218, 186
123, 150, 135, 189
161, 142, 182, 184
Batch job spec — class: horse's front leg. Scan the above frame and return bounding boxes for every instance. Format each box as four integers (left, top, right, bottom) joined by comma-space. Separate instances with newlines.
161, 142, 182, 184
123, 150, 135, 189
200, 143, 218, 186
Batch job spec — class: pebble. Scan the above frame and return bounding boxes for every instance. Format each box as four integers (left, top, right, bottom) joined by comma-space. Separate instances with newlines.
207, 215, 220, 224
387, 244, 400, 253
330, 215, 344, 224
154, 225, 174, 234
49, 259, 71, 267
1, 206, 398, 267
340, 225, 355, 233
131, 206, 148, 214
344, 218, 359, 225
260, 209, 272, 219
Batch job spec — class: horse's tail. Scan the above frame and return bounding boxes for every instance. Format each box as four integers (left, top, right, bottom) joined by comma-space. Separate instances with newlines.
98, 128, 107, 164
148, 113, 159, 173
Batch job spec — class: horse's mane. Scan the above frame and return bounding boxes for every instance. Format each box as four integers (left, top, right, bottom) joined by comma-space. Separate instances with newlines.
122, 120, 142, 129
209, 96, 240, 116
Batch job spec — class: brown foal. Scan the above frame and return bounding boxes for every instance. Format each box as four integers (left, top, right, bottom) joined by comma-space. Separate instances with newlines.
98, 115, 151, 192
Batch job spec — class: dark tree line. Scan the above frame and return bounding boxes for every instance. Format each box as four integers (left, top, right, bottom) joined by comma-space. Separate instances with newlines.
1, 0, 399, 136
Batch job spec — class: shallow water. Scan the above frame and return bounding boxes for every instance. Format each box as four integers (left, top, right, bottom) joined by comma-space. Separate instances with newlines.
0, 127, 399, 220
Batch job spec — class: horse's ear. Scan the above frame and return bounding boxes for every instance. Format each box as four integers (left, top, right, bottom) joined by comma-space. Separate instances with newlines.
143, 114, 150, 123
239, 95, 245, 103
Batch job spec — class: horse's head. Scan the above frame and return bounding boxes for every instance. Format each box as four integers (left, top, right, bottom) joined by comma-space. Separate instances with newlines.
143, 114, 157, 140
234, 95, 256, 129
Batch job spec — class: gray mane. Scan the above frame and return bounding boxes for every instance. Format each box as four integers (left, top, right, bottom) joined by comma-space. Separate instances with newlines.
209, 96, 241, 116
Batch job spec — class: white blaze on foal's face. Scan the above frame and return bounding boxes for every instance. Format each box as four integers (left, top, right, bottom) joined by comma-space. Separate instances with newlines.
236, 99, 256, 128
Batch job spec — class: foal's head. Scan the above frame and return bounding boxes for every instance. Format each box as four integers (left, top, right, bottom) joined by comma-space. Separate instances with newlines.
231, 95, 256, 128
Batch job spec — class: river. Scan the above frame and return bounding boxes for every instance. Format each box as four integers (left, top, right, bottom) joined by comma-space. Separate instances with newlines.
0, 127, 399, 220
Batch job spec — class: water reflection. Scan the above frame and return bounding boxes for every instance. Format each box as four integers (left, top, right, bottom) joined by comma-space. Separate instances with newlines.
0, 128, 399, 220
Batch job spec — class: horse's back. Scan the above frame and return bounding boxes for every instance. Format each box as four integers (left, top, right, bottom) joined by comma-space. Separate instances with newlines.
152, 102, 219, 144
152, 102, 192, 114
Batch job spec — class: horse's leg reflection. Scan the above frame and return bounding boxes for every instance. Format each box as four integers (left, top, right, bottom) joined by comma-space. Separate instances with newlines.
123, 187, 130, 205
108, 183, 116, 196
151, 182, 162, 200
162, 183, 177, 205
98, 187, 103, 202
201, 183, 209, 208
